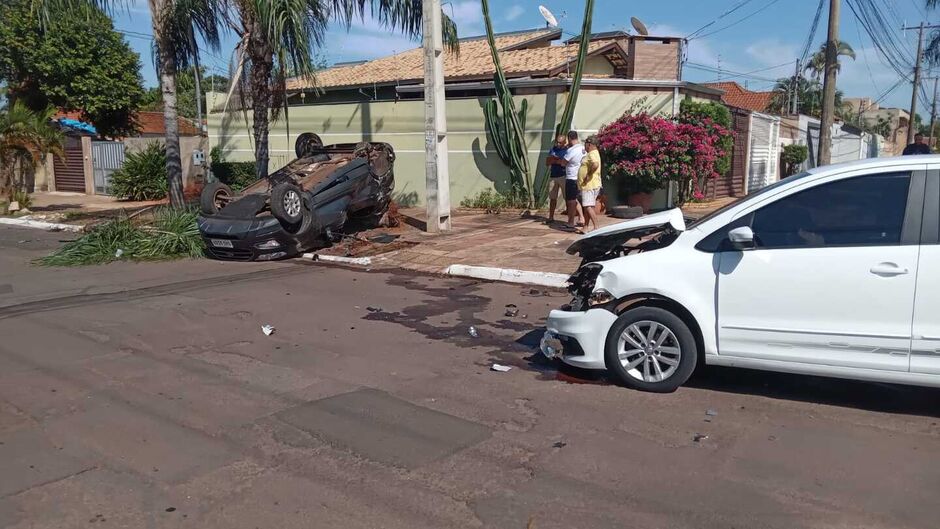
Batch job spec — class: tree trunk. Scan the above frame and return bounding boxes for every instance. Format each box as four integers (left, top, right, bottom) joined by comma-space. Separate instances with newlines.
150, 0, 186, 207
248, 24, 274, 180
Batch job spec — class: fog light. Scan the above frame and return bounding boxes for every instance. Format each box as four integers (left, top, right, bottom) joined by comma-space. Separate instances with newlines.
256, 251, 287, 261
588, 288, 614, 306
255, 239, 281, 250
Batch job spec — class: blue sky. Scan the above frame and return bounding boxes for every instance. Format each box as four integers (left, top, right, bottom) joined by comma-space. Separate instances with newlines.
112, 0, 935, 113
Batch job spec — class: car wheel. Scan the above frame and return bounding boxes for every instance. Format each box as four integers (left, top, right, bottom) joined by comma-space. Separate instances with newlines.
271, 182, 306, 225
295, 132, 323, 158
200, 182, 233, 215
604, 306, 697, 393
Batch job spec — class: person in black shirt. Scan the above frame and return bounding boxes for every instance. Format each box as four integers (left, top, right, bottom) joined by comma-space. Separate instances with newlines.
902, 133, 932, 155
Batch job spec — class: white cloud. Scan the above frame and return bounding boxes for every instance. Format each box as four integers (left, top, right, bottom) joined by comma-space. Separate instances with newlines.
745, 39, 797, 67
504, 5, 525, 22
446, 0, 484, 36
322, 12, 422, 62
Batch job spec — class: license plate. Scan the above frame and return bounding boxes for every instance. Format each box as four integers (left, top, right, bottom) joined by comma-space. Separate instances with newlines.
211, 239, 233, 248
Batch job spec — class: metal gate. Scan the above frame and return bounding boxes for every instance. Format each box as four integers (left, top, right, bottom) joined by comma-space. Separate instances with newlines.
92, 141, 125, 195
746, 112, 781, 193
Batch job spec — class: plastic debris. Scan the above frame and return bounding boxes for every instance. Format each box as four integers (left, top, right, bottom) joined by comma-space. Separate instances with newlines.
693, 433, 708, 442
705, 409, 718, 416
114, 248, 124, 258
490, 363, 512, 372
504, 304, 519, 317
367, 306, 382, 312
468, 326, 479, 338
261, 324, 275, 336
552, 441, 567, 448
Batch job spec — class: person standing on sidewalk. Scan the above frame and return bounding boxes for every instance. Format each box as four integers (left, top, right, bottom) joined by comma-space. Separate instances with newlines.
578, 136, 602, 233
545, 134, 569, 223
556, 130, 586, 231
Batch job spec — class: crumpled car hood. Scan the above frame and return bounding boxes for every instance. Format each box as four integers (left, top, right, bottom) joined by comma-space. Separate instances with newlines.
566, 208, 686, 258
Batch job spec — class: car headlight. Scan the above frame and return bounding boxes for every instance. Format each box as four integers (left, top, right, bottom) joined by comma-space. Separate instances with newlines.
255, 239, 281, 249
588, 288, 615, 306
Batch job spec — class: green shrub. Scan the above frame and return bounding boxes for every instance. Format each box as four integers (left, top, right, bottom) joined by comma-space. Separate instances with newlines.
11, 189, 32, 209
110, 143, 168, 200
37, 206, 204, 266
210, 146, 255, 191
782, 144, 809, 176
460, 188, 529, 213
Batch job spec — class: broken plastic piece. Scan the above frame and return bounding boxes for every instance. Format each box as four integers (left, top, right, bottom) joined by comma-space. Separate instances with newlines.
693, 433, 708, 442
705, 409, 718, 417
490, 363, 512, 372
366, 306, 381, 312
114, 248, 124, 258
468, 326, 479, 338
504, 304, 519, 317
261, 324, 275, 336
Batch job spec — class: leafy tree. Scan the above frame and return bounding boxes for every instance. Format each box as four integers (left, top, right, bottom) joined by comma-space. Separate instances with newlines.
0, 102, 63, 200
679, 98, 733, 177
767, 76, 846, 118
0, 0, 145, 137
227, 1, 459, 180
141, 66, 229, 120
781, 144, 808, 176
803, 40, 855, 80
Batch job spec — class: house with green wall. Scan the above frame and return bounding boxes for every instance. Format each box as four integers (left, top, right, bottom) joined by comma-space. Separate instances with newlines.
207, 28, 722, 208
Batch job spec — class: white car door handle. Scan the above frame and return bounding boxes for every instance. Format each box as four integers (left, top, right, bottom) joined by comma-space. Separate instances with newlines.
870, 263, 909, 276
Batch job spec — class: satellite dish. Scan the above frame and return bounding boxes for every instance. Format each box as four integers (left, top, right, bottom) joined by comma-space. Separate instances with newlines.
631, 16, 649, 36
539, 5, 559, 28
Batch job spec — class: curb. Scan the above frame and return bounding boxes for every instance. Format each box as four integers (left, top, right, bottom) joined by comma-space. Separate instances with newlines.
0, 217, 84, 233
444, 264, 568, 288
302, 252, 373, 266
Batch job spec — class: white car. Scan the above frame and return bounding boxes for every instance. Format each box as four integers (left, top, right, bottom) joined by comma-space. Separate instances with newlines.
541, 155, 940, 392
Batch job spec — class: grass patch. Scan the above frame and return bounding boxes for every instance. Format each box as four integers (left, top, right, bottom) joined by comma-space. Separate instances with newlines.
37, 207, 205, 266
460, 188, 530, 213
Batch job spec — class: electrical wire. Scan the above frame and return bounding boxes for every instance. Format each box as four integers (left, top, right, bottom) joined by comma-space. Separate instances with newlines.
693, 0, 785, 40
685, 0, 758, 40
684, 62, 780, 83
799, 0, 825, 64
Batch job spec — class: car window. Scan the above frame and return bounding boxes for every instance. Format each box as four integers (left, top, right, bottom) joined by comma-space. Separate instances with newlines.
749, 172, 911, 249
687, 170, 814, 229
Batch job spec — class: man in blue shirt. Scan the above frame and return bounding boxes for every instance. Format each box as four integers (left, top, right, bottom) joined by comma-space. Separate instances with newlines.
545, 134, 570, 223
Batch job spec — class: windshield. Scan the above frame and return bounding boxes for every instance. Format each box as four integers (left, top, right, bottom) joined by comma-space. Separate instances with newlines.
687, 171, 815, 228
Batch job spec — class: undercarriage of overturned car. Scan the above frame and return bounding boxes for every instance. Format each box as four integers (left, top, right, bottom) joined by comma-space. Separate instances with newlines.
197, 133, 394, 261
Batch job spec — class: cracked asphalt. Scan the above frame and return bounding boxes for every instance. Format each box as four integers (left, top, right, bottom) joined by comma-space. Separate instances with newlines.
2, 225, 940, 528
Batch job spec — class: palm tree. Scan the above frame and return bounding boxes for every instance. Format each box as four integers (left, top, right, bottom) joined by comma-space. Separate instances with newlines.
768, 75, 846, 118
0, 102, 63, 200
926, 1, 940, 66
33, 0, 221, 207
804, 40, 856, 80
227, 0, 458, 180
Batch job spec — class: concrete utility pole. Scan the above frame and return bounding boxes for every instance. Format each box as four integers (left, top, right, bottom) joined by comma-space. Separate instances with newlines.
929, 77, 939, 149
817, 0, 840, 166
422, 0, 451, 233
791, 58, 801, 115
902, 23, 940, 144
904, 22, 927, 144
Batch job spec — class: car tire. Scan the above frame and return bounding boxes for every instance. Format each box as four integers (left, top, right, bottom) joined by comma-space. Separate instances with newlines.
604, 306, 697, 393
270, 182, 306, 225
200, 182, 233, 215
295, 132, 323, 158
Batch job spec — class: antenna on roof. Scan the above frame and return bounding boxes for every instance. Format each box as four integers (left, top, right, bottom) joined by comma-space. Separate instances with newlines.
539, 5, 559, 28
631, 16, 650, 36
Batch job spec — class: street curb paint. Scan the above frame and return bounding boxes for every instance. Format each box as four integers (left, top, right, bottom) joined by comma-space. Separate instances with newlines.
303, 252, 373, 266
444, 264, 568, 288
0, 217, 84, 233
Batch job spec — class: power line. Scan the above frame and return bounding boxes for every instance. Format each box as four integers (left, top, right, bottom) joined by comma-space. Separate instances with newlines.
685, 0, 757, 39
799, 0, 825, 64
693, 0, 785, 40
685, 62, 780, 83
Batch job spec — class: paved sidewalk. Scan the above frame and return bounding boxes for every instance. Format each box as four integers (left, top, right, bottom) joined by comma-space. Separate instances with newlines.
373, 209, 621, 275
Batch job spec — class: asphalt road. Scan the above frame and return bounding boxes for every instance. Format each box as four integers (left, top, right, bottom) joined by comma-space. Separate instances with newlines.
2, 225, 940, 529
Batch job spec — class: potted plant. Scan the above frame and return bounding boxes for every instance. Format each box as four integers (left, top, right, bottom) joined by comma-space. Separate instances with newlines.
596, 112, 730, 212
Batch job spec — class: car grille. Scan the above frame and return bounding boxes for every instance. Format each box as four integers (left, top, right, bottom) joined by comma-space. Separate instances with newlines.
206, 247, 253, 261
559, 336, 585, 357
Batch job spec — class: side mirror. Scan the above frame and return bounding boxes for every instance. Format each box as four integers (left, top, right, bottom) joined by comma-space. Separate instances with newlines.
728, 226, 755, 250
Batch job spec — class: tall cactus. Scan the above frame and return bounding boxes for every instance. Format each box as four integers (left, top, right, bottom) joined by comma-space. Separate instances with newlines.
481, 0, 533, 207
556, 0, 595, 136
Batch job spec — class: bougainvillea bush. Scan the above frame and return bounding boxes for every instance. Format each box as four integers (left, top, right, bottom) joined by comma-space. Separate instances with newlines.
595, 112, 732, 205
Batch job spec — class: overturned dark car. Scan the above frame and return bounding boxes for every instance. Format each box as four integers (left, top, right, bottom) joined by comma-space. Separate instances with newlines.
198, 133, 394, 261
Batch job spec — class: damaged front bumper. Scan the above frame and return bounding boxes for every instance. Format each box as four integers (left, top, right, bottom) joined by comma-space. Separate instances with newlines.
198, 215, 308, 261
541, 308, 618, 370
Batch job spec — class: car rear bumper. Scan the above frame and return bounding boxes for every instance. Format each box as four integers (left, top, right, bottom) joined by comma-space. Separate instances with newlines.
541, 308, 618, 370
197, 215, 304, 261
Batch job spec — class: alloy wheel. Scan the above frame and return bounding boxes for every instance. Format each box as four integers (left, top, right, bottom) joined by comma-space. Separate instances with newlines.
616, 320, 682, 383
284, 190, 302, 217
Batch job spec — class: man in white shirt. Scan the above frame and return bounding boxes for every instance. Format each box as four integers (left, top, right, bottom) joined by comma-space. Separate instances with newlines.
557, 130, 585, 230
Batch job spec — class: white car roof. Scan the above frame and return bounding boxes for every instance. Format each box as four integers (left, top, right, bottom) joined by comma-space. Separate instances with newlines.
807, 154, 940, 176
